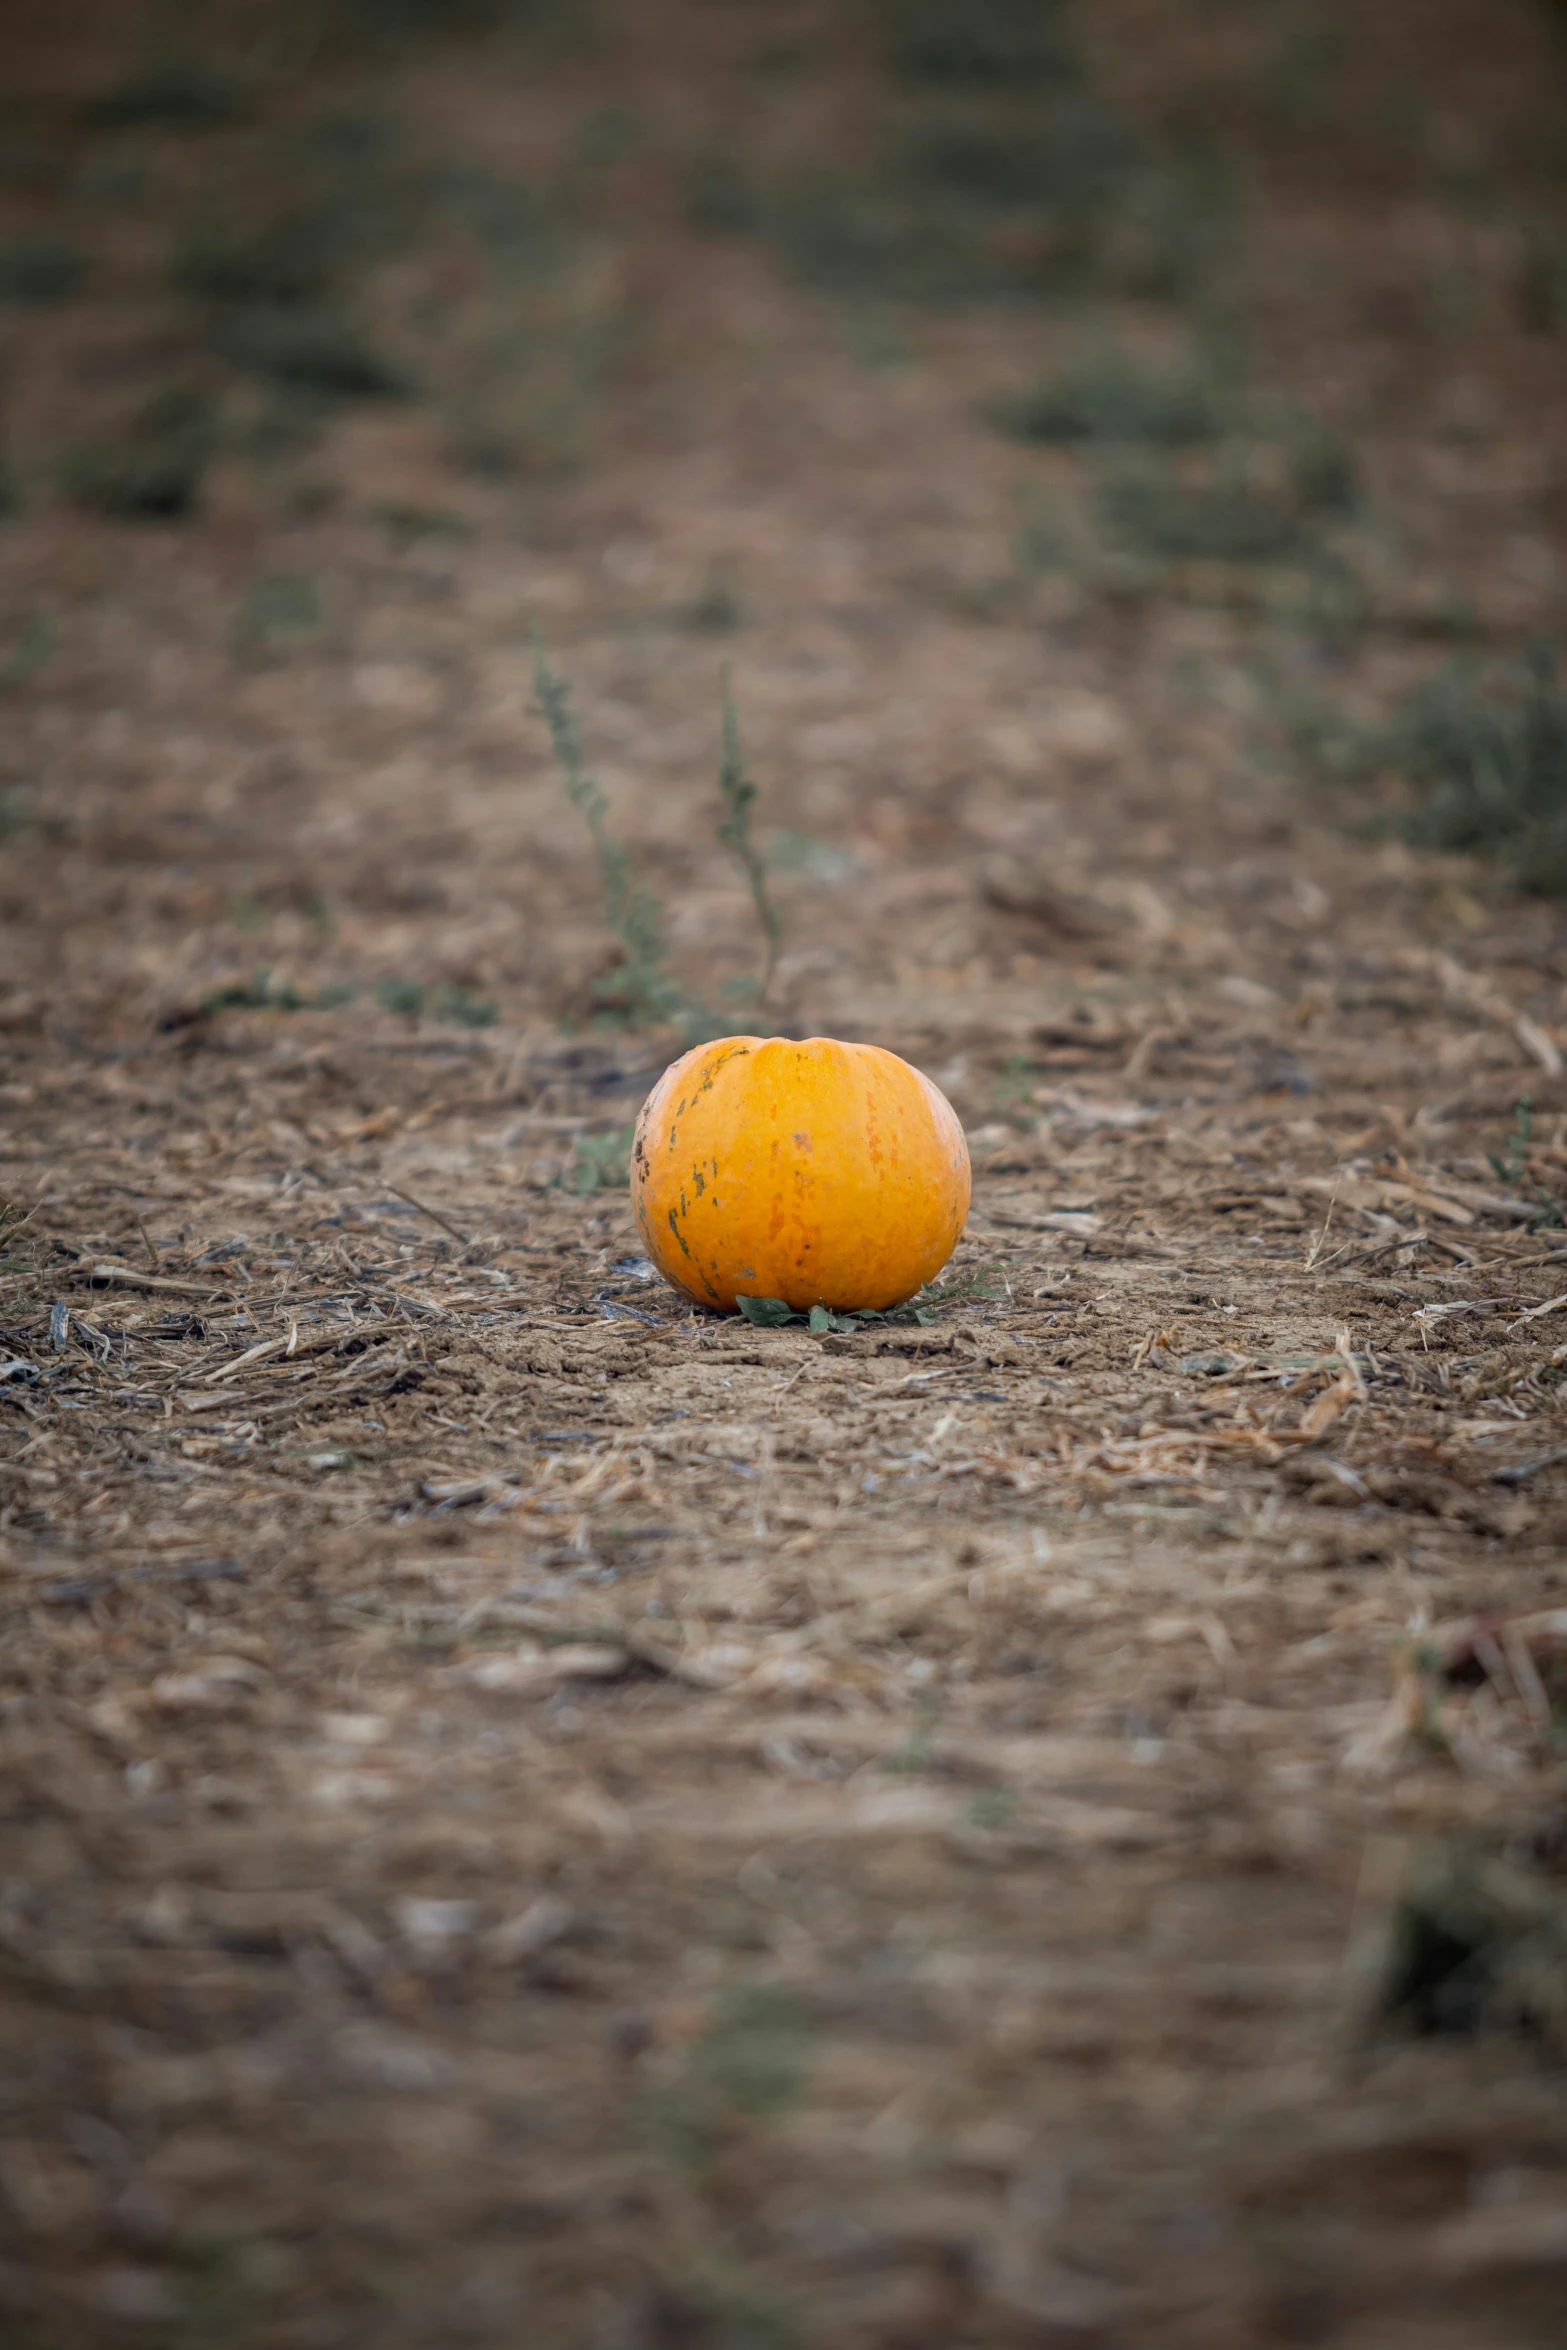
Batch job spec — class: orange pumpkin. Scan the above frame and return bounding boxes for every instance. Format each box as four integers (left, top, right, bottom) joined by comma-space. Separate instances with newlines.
631, 1034, 970, 1315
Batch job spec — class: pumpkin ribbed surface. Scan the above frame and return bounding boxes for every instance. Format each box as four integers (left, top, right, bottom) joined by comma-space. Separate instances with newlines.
631, 1034, 970, 1314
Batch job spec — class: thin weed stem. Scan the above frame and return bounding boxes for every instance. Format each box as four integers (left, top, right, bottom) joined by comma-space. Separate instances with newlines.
530, 633, 688, 1029
715, 668, 783, 1006
531, 634, 787, 1043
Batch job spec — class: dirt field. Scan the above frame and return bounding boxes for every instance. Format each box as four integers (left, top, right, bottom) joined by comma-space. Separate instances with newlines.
3, 4, 1567, 2344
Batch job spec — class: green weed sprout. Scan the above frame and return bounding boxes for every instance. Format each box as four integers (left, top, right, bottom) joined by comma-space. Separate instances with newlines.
1, 616, 57, 692
734, 1262, 1002, 1331
715, 668, 783, 1005
569, 1126, 636, 1193
533, 637, 788, 1039
531, 635, 688, 1028
1489, 1097, 1534, 1189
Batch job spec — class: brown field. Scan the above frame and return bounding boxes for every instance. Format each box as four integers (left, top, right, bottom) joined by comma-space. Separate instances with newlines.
2, 4, 1566, 2344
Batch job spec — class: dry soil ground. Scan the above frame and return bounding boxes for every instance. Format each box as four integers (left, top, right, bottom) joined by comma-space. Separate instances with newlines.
3, 4, 1567, 2346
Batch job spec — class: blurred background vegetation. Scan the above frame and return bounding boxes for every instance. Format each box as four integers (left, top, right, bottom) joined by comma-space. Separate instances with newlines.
2, 0, 1564, 892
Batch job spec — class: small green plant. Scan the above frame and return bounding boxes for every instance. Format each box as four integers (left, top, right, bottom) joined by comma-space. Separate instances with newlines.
669, 2261, 801, 2350
376, 975, 428, 1021
434, 982, 497, 1028
729, 53, 1216, 315
990, 1050, 1039, 1112
533, 642, 787, 1037
737, 1296, 869, 1332
1099, 459, 1311, 564
63, 389, 218, 520
1379, 1838, 1567, 2054
369, 501, 471, 542
320, 0, 598, 57
715, 672, 783, 1005
918, 1263, 1003, 1308
965, 1784, 1019, 1830
1, 616, 58, 692
1284, 650, 1567, 900
687, 151, 764, 236
1013, 486, 1076, 577
641, 1983, 812, 2179
1516, 223, 1567, 333
172, 215, 334, 309
567, 1126, 636, 1192
741, 1295, 881, 1332
214, 307, 411, 398
0, 234, 86, 305
683, 571, 743, 632
692, 1984, 811, 2120
1388, 648, 1567, 895
200, 968, 313, 1014
87, 59, 244, 131
0, 116, 56, 196
735, 1297, 798, 1329
1287, 417, 1358, 513
734, 1263, 1000, 1331
989, 348, 1222, 447
883, 1694, 942, 1776
531, 637, 690, 1028
1489, 1096, 1534, 1188
234, 572, 321, 653
899, 111, 1131, 215
371, 970, 490, 1023
889, 0, 1081, 88
1295, 549, 1375, 647
1257, 8, 1342, 128
167, 2228, 269, 2348
1262, 662, 1374, 781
